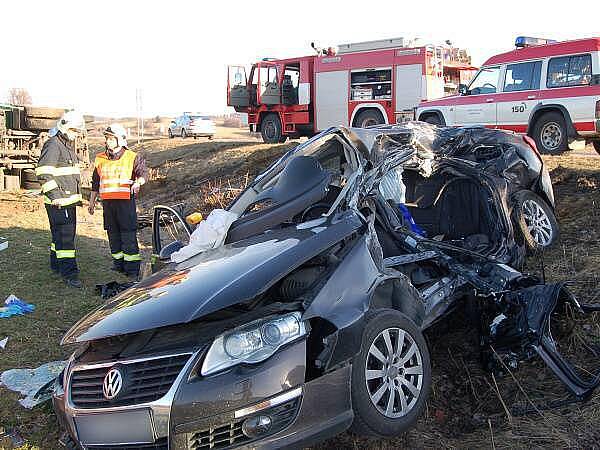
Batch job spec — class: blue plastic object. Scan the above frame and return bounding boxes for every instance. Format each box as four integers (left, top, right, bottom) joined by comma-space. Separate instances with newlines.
0, 295, 35, 318
397, 204, 426, 237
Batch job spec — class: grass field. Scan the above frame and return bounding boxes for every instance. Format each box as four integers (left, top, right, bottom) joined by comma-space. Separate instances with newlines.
1, 136, 599, 449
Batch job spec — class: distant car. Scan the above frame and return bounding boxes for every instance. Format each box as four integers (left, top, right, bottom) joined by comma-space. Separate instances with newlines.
168, 113, 215, 139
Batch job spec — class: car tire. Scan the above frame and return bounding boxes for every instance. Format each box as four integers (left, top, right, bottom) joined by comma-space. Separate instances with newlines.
350, 309, 431, 438
23, 106, 65, 119
168, 129, 173, 139
354, 109, 385, 128
24, 117, 56, 130
532, 112, 568, 154
512, 190, 559, 252
592, 141, 600, 155
181, 128, 187, 139
22, 180, 41, 190
421, 114, 443, 126
260, 113, 282, 144
22, 168, 38, 183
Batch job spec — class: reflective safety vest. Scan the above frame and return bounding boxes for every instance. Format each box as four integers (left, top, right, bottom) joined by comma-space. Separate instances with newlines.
95, 149, 137, 200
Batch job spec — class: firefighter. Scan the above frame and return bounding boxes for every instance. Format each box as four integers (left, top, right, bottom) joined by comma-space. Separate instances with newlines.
88, 123, 147, 279
35, 110, 86, 288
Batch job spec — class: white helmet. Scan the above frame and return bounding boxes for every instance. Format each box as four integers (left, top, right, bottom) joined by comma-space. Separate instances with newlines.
103, 123, 128, 148
56, 110, 86, 135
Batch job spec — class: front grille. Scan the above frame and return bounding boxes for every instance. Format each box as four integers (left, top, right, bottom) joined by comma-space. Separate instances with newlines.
86, 438, 168, 450
69, 353, 191, 408
188, 397, 300, 450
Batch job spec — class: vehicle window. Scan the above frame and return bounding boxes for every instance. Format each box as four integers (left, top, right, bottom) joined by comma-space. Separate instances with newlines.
468, 67, 501, 95
259, 66, 278, 86
547, 54, 592, 88
503, 61, 542, 91
283, 66, 300, 88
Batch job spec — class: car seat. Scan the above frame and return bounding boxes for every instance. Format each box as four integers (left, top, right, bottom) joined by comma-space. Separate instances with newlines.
226, 156, 332, 243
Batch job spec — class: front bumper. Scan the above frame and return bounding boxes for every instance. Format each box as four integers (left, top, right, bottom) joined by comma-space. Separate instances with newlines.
187, 127, 215, 137
54, 340, 353, 449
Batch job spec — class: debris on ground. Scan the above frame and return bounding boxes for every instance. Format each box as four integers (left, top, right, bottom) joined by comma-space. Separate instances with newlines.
95, 281, 136, 299
0, 336, 8, 349
0, 295, 35, 318
0, 236, 7, 252
0, 361, 66, 409
0, 427, 25, 448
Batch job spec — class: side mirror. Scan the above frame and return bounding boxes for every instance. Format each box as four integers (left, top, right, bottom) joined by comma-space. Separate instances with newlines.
458, 84, 469, 95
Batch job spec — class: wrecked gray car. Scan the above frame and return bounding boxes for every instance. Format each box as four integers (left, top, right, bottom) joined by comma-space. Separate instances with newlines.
53, 123, 596, 449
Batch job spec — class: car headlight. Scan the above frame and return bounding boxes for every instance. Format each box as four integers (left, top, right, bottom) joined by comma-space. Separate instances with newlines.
201, 312, 307, 376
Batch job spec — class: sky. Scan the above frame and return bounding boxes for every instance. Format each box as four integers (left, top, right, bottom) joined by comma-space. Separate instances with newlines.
1, 0, 598, 118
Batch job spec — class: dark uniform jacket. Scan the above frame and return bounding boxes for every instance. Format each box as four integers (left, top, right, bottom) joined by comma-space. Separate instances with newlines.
36, 133, 82, 206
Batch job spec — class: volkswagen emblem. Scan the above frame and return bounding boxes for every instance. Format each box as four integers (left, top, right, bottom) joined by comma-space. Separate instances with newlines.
103, 367, 123, 400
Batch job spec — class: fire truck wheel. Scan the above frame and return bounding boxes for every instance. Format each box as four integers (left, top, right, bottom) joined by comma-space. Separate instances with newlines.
532, 112, 567, 154
592, 141, 600, 155
354, 109, 385, 128
260, 113, 282, 144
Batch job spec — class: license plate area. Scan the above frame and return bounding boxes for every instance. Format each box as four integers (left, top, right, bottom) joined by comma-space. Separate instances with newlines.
75, 409, 154, 445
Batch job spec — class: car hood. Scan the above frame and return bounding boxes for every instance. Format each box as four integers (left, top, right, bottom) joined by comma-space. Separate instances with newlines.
62, 212, 362, 344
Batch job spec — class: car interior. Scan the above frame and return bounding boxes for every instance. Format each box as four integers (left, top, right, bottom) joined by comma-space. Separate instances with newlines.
226, 135, 357, 243
374, 167, 501, 259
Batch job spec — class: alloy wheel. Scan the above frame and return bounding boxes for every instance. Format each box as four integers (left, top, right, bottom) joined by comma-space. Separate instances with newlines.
522, 199, 554, 246
365, 327, 424, 418
540, 122, 563, 151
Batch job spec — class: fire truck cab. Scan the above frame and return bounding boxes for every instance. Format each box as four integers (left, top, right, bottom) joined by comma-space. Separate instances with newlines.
228, 38, 476, 143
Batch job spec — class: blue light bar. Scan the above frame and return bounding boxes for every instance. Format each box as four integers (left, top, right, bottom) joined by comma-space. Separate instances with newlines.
515, 36, 557, 48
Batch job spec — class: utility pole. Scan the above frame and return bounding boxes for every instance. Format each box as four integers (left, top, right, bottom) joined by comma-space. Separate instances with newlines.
135, 88, 143, 145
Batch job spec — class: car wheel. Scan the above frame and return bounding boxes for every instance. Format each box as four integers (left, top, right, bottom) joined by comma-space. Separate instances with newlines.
260, 113, 282, 144
513, 191, 559, 251
592, 141, 600, 155
532, 112, 568, 154
181, 128, 187, 139
354, 109, 385, 128
168, 129, 173, 139
350, 309, 431, 437
421, 114, 442, 126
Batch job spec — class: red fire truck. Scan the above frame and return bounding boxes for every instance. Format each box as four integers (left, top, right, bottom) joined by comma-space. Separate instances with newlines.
227, 38, 477, 143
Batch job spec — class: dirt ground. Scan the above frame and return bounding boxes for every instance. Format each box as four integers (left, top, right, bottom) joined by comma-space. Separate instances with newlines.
0, 135, 599, 449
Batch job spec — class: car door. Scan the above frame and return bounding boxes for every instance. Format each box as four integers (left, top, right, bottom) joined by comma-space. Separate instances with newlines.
496, 60, 543, 132
454, 66, 501, 126
152, 204, 192, 270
